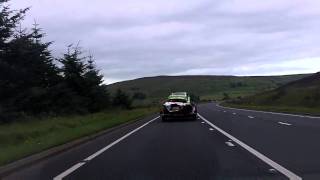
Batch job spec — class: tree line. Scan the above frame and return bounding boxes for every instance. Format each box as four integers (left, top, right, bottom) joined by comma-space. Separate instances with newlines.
0, 0, 131, 122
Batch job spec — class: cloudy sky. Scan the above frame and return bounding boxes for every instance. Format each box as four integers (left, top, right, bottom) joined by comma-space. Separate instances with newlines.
11, 0, 320, 84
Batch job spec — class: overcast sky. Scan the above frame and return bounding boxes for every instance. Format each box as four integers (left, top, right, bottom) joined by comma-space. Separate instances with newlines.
11, 0, 320, 84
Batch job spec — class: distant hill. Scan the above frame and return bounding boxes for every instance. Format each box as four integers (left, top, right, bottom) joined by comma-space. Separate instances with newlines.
107, 74, 309, 105
235, 72, 320, 108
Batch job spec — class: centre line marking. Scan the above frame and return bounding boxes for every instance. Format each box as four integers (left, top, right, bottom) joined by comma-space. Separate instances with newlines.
198, 114, 301, 180
225, 141, 235, 147
53, 116, 159, 180
278, 122, 292, 126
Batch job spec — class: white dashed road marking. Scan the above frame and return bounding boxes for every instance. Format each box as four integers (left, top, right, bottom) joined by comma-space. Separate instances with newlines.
225, 141, 235, 147
217, 103, 320, 119
232, 112, 237, 115
198, 114, 302, 180
248, 116, 254, 119
209, 128, 214, 131
269, 168, 277, 173
278, 122, 292, 126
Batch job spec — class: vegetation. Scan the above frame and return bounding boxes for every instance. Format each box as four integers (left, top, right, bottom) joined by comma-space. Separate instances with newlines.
0, 0, 318, 167
107, 74, 309, 105
0, 107, 157, 166
225, 72, 320, 116
222, 92, 230, 100
0, 0, 134, 123
132, 92, 147, 100
0, 0, 153, 167
112, 89, 132, 109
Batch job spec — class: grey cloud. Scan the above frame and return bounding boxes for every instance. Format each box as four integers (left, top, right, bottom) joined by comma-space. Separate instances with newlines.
11, 0, 320, 84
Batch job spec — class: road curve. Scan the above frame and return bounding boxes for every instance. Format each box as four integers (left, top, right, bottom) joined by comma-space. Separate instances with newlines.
4, 103, 320, 180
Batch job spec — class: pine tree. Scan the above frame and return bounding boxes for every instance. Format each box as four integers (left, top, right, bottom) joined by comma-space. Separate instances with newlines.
0, 1, 29, 115
0, 0, 28, 50
0, 0, 110, 119
58, 44, 89, 113
83, 54, 109, 112
59, 45, 87, 92
2, 22, 60, 113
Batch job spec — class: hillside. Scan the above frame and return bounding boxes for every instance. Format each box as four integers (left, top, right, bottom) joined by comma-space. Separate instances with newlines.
228, 72, 320, 115
107, 74, 309, 105
234, 73, 320, 107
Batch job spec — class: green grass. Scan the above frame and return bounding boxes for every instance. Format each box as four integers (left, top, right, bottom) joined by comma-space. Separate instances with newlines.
108, 74, 309, 103
0, 107, 157, 166
223, 103, 320, 116
224, 73, 320, 116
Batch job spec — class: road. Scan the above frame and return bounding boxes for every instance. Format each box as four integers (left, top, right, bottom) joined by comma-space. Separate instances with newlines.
4, 102, 320, 180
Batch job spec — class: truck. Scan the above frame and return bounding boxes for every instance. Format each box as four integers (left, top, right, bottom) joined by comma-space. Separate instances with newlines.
160, 92, 197, 121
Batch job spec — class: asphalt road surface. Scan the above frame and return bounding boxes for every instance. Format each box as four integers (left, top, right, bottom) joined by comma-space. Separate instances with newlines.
4, 102, 320, 180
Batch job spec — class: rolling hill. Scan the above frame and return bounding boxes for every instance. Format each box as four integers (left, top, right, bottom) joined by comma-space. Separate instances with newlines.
107, 74, 309, 105
228, 72, 320, 115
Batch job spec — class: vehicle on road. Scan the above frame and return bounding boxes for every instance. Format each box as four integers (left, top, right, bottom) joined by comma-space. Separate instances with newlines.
160, 92, 197, 121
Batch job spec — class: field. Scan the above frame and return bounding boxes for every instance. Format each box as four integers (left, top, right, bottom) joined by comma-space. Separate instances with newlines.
107, 74, 309, 104
225, 72, 320, 116
0, 73, 315, 167
0, 107, 157, 166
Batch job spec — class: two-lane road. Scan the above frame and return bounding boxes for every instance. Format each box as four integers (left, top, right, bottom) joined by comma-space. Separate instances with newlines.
4, 103, 320, 180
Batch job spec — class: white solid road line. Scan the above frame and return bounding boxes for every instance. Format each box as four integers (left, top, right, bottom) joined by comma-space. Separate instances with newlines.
198, 114, 302, 180
278, 122, 292, 126
53, 162, 85, 180
217, 104, 320, 119
53, 116, 159, 180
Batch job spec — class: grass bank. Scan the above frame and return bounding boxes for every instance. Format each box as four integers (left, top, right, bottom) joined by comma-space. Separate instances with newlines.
222, 103, 320, 117
0, 107, 158, 166
108, 74, 308, 102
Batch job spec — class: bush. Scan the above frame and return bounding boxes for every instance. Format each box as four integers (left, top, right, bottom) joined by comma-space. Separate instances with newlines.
132, 92, 147, 100
222, 92, 230, 100
189, 93, 200, 103
112, 89, 132, 109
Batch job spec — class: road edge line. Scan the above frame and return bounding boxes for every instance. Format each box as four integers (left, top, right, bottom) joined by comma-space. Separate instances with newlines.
217, 103, 320, 119
198, 113, 302, 180
53, 116, 159, 180
0, 114, 158, 178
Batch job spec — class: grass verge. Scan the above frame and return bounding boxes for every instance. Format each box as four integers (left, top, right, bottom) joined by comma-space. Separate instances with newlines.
0, 107, 158, 166
222, 103, 320, 117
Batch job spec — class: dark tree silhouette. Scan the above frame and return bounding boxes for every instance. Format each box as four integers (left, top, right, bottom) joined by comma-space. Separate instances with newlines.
0, 1, 111, 122
113, 89, 132, 109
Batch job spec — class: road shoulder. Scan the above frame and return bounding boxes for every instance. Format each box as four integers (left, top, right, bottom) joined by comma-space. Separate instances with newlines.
0, 114, 158, 179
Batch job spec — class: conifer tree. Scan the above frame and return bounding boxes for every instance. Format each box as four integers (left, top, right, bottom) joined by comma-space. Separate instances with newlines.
83, 54, 109, 111
3, 22, 60, 113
